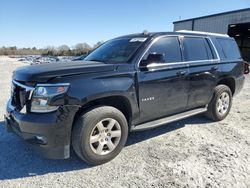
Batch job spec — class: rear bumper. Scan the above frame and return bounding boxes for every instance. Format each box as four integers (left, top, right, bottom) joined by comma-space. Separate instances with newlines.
5, 100, 79, 159
234, 75, 245, 96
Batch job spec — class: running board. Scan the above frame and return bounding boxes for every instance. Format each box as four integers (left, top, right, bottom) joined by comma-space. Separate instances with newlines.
131, 107, 207, 131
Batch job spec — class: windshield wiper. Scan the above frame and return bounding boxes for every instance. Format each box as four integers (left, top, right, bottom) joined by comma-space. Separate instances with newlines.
87, 59, 105, 63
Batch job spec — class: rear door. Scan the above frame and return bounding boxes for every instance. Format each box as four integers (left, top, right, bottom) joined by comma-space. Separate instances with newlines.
137, 36, 189, 123
181, 36, 220, 109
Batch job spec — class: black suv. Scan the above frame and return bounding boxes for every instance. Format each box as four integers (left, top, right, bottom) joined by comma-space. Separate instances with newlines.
5, 31, 246, 165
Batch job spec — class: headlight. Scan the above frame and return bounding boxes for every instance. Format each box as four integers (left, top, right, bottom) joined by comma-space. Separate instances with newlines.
31, 83, 69, 113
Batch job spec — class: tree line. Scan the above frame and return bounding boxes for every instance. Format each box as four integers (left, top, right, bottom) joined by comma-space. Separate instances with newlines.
0, 41, 103, 56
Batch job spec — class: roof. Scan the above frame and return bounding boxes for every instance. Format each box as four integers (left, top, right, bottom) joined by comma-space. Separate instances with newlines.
173, 8, 250, 24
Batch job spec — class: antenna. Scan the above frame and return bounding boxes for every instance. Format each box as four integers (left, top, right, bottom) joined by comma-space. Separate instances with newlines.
143, 30, 149, 35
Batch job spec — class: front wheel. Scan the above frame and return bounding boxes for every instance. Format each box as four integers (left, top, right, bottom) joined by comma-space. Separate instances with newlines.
72, 106, 128, 165
205, 85, 232, 121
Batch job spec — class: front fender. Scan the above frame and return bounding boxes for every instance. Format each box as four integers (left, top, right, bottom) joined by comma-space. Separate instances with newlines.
50, 71, 139, 122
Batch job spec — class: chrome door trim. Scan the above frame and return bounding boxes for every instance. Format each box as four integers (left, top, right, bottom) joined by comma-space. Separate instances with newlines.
136, 34, 221, 69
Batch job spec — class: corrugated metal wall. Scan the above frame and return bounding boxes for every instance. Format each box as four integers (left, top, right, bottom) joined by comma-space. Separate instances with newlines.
174, 20, 193, 31
174, 9, 250, 34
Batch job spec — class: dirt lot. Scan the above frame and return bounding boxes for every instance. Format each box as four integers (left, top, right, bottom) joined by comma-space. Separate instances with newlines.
0, 56, 249, 188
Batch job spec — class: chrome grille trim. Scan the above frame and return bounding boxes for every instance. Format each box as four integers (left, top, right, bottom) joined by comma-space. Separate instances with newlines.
12, 80, 35, 100
11, 80, 35, 112
12, 80, 35, 91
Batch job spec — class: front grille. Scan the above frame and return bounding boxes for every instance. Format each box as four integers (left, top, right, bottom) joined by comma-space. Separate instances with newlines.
11, 81, 34, 112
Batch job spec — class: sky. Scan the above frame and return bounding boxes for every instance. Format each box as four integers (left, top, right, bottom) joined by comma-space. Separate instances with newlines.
0, 0, 249, 48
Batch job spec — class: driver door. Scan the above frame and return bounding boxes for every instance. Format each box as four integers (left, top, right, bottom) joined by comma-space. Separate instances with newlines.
137, 36, 189, 123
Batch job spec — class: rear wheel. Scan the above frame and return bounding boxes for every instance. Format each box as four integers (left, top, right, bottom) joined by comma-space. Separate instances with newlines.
205, 85, 232, 121
72, 106, 128, 165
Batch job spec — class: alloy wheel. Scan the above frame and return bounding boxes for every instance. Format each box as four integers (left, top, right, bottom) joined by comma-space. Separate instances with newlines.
89, 118, 122, 155
216, 92, 230, 115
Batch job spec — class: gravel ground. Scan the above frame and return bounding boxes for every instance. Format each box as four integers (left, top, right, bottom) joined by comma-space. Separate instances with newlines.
0, 56, 249, 188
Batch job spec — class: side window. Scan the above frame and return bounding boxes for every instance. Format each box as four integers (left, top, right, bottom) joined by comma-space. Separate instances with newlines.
217, 38, 241, 60
143, 37, 182, 63
183, 37, 211, 61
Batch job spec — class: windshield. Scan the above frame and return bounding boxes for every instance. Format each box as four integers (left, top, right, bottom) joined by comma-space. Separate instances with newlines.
85, 37, 147, 63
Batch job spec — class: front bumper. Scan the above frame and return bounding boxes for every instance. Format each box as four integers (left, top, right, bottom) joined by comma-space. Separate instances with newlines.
5, 100, 79, 159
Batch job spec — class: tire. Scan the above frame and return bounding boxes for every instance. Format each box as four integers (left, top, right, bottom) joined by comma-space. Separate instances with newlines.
205, 84, 232, 121
72, 106, 128, 165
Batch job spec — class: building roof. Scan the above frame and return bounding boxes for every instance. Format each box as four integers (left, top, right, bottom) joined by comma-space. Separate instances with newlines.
173, 8, 250, 24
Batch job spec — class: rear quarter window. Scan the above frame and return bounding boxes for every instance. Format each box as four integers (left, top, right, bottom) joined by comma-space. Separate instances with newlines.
217, 38, 242, 60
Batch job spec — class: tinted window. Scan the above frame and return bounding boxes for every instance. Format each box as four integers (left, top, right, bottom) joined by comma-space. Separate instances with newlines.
217, 38, 241, 60
143, 37, 182, 63
85, 37, 147, 63
183, 37, 210, 61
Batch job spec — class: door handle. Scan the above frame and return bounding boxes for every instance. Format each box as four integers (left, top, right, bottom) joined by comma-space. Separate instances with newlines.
211, 66, 218, 71
176, 70, 187, 76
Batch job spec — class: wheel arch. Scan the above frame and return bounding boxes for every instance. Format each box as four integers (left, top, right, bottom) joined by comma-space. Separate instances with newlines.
72, 95, 133, 131
217, 77, 236, 96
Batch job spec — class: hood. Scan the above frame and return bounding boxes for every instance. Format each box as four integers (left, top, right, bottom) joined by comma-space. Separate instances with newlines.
13, 61, 117, 83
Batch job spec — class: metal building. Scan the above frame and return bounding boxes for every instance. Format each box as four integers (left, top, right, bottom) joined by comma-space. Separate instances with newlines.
173, 8, 250, 62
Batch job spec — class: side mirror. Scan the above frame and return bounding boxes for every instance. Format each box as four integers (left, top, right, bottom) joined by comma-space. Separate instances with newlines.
140, 53, 165, 68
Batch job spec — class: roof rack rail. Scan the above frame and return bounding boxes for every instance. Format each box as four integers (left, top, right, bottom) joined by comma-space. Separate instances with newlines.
176, 30, 229, 37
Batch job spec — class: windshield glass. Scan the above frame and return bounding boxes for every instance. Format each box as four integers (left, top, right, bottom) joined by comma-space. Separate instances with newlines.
85, 37, 147, 63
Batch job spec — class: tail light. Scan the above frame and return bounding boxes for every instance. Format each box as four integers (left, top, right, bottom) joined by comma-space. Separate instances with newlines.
244, 61, 249, 75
